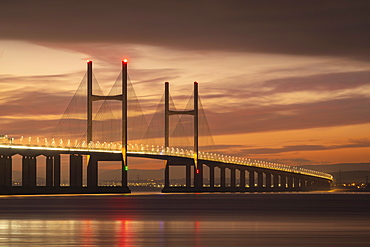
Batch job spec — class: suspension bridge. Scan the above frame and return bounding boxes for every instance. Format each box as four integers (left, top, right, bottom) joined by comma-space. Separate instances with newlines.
0, 60, 332, 194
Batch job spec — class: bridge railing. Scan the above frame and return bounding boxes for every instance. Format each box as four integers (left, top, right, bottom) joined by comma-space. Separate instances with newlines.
0, 137, 333, 181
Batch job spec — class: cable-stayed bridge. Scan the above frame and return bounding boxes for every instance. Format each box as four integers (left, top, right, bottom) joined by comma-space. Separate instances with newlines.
0, 60, 332, 194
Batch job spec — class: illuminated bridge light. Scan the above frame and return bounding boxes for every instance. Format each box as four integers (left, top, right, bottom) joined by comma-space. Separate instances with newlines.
0, 141, 333, 180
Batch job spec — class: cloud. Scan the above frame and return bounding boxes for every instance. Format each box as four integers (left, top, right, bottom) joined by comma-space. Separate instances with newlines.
0, 73, 82, 138
241, 139, 370, 155
0, 118, 58, 138
200, 69, 370, 104
0, 91, 71, 116
3, 68, 369, 140
192, 67, 370, 136
204, 96, 370, 136
260, 70, 370, 95
0, 1, 370, 60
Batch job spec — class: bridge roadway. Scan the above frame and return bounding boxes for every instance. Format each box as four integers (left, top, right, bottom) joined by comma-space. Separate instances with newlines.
0, 144, 332, 195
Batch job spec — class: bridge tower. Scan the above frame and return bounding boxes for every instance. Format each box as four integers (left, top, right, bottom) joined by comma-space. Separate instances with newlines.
86, 60, 129, 191
163, 81, 202, 190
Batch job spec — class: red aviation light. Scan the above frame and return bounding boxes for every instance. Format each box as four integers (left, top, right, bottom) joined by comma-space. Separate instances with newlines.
123, 59, 128, 63
196, 169, 200, 174
194, 81, 198, 84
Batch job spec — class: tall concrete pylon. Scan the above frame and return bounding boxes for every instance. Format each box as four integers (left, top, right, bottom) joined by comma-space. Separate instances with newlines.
164, 81, 201, 188
86, 60, 128, 189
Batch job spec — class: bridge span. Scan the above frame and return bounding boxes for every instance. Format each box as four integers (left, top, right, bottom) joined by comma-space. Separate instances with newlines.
0, 60, 332, 194
0, 143, 331, 194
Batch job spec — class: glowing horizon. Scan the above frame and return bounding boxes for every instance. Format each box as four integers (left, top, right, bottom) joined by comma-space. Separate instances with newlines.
0, 2, 369, 170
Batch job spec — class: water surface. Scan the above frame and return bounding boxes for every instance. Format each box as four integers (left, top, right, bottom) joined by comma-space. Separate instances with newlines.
0, 192, 369, 246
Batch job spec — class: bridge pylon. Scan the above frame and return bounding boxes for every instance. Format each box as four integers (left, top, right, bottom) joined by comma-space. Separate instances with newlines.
86, 60, 129, 192
163, 81, 202, 191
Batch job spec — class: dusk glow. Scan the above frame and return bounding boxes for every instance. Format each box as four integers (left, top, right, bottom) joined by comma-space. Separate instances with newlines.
0, 1, 370, 246
0, 2, 369, 173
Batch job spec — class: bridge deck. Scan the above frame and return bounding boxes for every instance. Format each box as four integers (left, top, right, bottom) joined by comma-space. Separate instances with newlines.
0, 143, 332, 181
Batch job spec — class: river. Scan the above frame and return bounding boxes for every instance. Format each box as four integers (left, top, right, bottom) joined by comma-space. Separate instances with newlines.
0, 192, 369, 246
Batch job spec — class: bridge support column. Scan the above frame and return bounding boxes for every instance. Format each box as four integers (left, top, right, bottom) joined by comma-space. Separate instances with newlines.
311, 180, 316, 190
54, 155, 60, 187
0, 156, 12, 187
257, 171, 263, 189
281, 175, 287, 190
240, 169, 245, 189
273, 173, 279, 190
220, 167, 226, 188
0, 156, 5, 186
0, 155, 6, 186
22, 156, 36, 187
70, 154, 83, 187
163, 160, 202, 192
46, 156, 54, 187
5, 156, 12, 187
294, 177, 300, 190
312, 180, 319, 190
230, 168, 236, 188
0, 156, 4, 186
308, 180, 315, 191
306, 180, 311, 190
301, 179, 307, 190
305, 180, 312, 190
287, 176, 293, 190
194, 162, 203, 189
248, 170, 255, 190
22, 156, 30, 187
29, 157, 36, 187
209, 165, 215, 189
164, 161, 170, 188
87, 155, 98, 188
266, 172, 272, 190
186, 163, 191, 188
304, 179, 309, 190
122, 159, 128, 189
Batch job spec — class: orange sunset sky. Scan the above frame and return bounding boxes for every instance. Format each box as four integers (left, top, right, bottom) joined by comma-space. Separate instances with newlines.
0, 1, 369, 170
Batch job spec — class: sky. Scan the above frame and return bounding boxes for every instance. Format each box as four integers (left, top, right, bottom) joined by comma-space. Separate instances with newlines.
0, 0, 369, 170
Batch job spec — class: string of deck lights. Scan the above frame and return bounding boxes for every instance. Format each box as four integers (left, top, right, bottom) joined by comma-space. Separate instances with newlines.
0, 137, 333, 180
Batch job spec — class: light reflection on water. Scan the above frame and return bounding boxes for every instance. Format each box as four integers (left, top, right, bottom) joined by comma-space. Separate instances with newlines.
0, 193, 369, 246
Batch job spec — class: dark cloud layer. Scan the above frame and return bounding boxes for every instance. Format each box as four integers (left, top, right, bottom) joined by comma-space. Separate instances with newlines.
199, 67, 370, 136
261, 70, 370, 93
242, 139, 370, 155
0, 118, 57, 137
200, 69, 370, 103
0, 90, 71, 116
206, 96, 370, 136
1, 1, 370, 60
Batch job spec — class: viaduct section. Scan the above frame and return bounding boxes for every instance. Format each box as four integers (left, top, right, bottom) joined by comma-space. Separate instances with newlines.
160, 82, 330, 192
0, 61, 332, 194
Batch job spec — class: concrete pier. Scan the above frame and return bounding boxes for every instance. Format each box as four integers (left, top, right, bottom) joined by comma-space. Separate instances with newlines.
162, 160, 331, 193
0, 151, 130, 195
